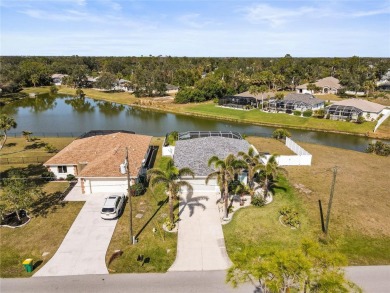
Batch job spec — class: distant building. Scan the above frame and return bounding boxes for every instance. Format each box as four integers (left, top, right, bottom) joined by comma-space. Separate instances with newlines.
269, 93, 325, 113
166, 84, 179, 94
51, 74, 68, 85
218, 91, 275, 109
296, 77, 342, 94
326, 99, 387, 121
377, 69, 390, 91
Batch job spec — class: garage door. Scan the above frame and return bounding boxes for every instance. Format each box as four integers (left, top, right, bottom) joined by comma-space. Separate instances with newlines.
180, 178, 220, 195
84, 179, 128, 194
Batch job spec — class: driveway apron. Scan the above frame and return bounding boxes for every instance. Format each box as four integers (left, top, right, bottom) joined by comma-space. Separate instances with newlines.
34, 193, 118, 277
169, 192, 232, 271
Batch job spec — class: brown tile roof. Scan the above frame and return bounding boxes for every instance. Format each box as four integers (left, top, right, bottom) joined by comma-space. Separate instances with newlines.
45, 132, 152, 178
235, 90, 275, 99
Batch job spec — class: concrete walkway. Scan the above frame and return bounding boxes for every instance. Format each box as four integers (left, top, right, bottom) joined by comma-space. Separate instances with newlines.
168, 192, 232, 271
345, 265, 390, 293
34, 192, 118, 277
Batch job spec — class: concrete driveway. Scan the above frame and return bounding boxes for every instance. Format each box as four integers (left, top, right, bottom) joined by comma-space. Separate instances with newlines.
168, 192, 232, 271
34, 191, 119, 277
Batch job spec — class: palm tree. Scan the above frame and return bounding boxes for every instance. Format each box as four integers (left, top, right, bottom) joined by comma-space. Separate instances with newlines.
0, 114, 17, 151
147, 158, 194, 224
238, 147, 264, 192
206, 154, 246, 219
22, 131, 33, 142
261, 154, 287, 198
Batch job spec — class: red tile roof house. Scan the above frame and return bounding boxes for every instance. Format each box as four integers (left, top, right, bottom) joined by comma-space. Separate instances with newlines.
296, 77, 343, 95
44, 132, 152, 194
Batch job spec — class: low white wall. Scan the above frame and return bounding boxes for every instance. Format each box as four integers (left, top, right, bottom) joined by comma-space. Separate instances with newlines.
162, 146, 175, 157
261, 137, 312, 166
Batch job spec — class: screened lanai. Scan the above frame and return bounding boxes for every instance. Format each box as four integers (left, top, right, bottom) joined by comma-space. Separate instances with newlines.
178, 131, 243, 140
218, 96, 258, 109
325, 105, 363, 120
268, 99, 312, 113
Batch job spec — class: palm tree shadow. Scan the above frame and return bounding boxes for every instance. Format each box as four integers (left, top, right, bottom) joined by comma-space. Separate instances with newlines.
179, 188, 209, 218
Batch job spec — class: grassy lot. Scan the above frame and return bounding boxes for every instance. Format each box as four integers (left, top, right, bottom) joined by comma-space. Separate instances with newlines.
0, 137, 75, 173
106, 137, 178, 273
223, 137, 390, 267
0, 182, 84, 278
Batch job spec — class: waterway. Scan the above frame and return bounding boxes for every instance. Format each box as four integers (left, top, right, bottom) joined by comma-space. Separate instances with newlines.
1, 94, 384, 152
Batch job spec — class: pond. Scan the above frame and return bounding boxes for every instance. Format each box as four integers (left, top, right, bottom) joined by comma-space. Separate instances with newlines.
1, 94, 384, 152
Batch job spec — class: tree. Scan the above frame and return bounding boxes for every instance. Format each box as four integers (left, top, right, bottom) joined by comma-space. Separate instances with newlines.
22, 131, 33, 142
260, 154, 286, 198
95, 72, 117, 90
307, 83, 317, 93
272, 129, 291, 140
147, 158, 194, 223
1, 171, 41, 222
0, 114, 17, 151
206, 154, 246, 219
237, 147, 264, 191
227, 239, 358, 293
174, 87, 205, 104
363, 80, 376, 97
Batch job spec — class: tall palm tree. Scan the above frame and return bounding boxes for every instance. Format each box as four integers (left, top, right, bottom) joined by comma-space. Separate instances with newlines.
206, 154, 246, 219
238, 147, 264, 191
0, 114, 17, 151
147, 158, 194, 223
261, 154, 287, 198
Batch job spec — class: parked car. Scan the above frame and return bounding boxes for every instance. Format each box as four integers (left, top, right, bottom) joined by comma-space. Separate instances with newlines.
101, 194, 126, 220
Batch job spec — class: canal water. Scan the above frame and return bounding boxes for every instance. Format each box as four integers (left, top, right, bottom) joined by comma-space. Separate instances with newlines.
1, 94, 384, 152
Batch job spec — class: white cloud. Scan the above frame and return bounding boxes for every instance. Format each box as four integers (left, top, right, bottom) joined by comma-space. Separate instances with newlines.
178, 13, 211, 29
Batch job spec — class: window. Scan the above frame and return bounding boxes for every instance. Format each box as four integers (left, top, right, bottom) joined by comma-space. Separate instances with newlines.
58, 166, 68, 173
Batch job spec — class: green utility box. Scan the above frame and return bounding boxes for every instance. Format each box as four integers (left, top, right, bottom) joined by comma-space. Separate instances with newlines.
23, 259, 33, 272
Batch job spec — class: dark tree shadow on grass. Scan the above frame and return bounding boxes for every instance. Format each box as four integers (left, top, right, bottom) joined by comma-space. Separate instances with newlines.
30, 191, 67, 218
4, 142, 17, 148
24, 142, 46, 150
0, 164, 48, 183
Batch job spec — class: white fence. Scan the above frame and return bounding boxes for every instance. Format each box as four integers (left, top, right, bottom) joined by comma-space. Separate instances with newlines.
374, 109, 390, 132
262, 137, 312, 166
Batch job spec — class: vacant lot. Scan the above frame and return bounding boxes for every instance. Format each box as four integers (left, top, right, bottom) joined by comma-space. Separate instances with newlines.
224, 137, 390, 266
106, 137, 178, 273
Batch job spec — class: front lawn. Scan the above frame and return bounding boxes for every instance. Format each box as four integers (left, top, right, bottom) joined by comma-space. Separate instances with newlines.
106, 137, 178, 273
0, 182, 84, 278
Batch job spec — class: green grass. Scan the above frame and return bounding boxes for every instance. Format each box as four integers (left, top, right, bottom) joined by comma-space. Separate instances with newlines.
185, 104, 375, 135
106, 138, 178, 273
0, 182, 84, 278
224, 137, 390, 267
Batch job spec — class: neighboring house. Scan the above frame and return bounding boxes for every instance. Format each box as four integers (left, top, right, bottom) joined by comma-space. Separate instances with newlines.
173, 132, 252, 194
51, 74, 68, 85
269, 93, 325, 113
377, 69, 390, 91
113, 79, 133, 92
219, 91, 275, 109
296, 77, 342, 94
86, 76, 98, 88
44, 131, 153, 194
166, 84, 179, 94
326, 99, 387, 121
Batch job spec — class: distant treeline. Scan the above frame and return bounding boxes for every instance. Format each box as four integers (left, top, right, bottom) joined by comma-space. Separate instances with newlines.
1, 55, 389, 102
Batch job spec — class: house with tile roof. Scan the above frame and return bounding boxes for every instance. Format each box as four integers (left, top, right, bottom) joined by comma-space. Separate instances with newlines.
174, 134, 251, 194
51, 74, 68, 85
268, 93, 325, 113
296, 76, 342, 94
326, 99, 388, 121
44, 131, 153, 194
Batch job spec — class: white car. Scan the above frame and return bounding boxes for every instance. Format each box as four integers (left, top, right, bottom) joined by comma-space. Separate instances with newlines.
101, 194, 126, 220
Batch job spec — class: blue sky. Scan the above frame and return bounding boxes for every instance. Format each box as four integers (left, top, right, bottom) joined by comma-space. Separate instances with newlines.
1, 0, 389, 57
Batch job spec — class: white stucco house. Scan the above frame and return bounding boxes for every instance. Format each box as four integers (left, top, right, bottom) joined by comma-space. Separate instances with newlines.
326, 99, 388, 121
296, 77, 342, 94
44, 131, 153, 194
51, 74, 68, 86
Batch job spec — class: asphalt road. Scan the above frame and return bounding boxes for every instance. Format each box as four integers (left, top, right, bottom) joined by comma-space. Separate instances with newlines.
1, 271, 255, 293
2, 266, 390, 293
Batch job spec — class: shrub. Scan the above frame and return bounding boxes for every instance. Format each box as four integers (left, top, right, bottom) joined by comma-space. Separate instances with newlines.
75, 88, 85, 97
130, 183, 146, 196
279, 206, 300, 228
164, 214, 179, 231
313, 109, 325, 118
251, 196, 266, 207
272, 128, 291, 140
293, 110, 301, 116
44, 144, 58, 153
50, 85, 58, 94
325, 113, 330, 119
366, 141, 390, 156
302, 110, 313, 117
41, 171, 55, 181
66, 174, 76, 181
356, 116, 365, 124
